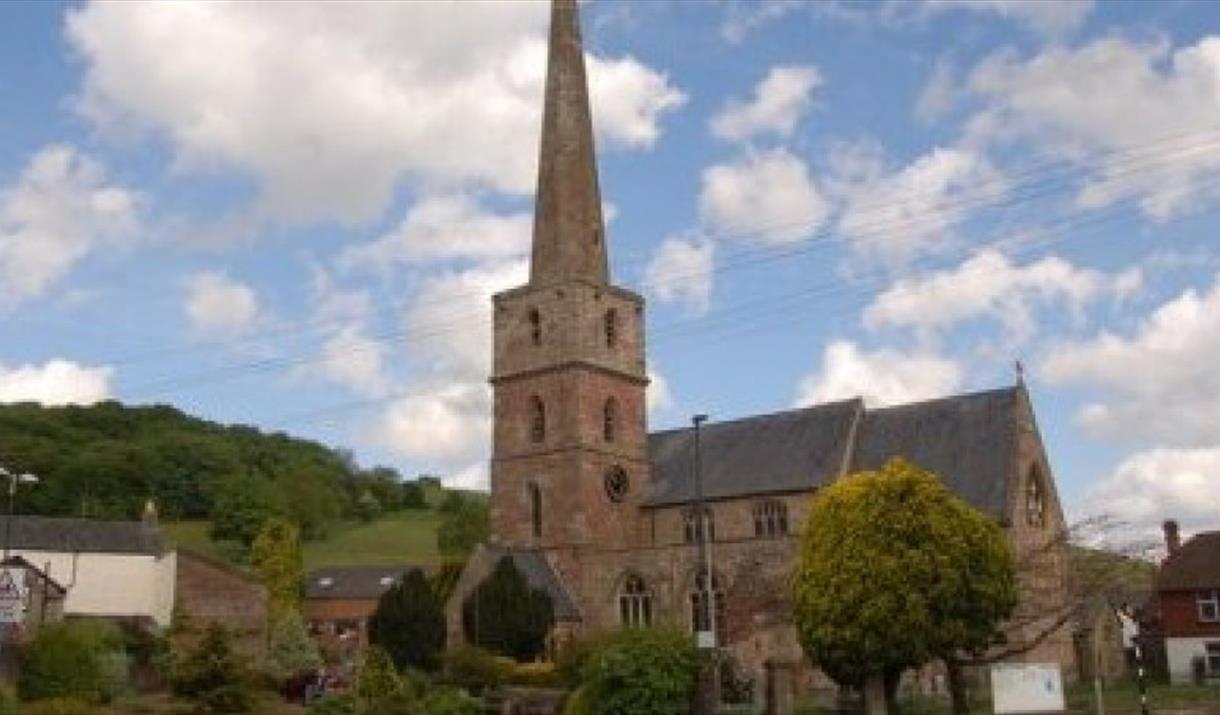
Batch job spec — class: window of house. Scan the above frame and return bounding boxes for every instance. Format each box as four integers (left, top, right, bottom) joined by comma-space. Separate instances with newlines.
753, 500, 789, 538
529, 482, 542, 540
530, 396, 546, 443
604, 309, 618, 348
619, 574, 652, 627
1199, 590, 1220, 623
1026, 466, 1046, 528
1206, 643, 1220, 676
603, 397, 618, 442
682, 506, 716, 544
528, 308, 541, 346
689, 568, 725, 641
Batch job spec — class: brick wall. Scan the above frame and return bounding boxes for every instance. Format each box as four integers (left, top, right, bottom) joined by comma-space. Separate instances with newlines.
175, 550, 266, 655
1160, 590, 1220, 638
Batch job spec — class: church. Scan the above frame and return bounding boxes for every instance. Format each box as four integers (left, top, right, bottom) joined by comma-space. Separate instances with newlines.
447, 0, 1075, 696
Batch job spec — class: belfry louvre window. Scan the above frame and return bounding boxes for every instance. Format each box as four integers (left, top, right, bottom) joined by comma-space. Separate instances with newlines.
603, 398, 619, 442
528, 483, 542, 540
1199, 590, 1220, 623
619, 574, 652, 627
753, 500, 789, 538
528, 308, 542, 346
604, 309, 618, 348
530, 396, 546, 443
683, 507, 715, 544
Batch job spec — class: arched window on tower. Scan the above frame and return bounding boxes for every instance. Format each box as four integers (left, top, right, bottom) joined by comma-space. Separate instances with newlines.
753, 500, 789, 538
689, 568, 725, 641
603, 397, 619, 442
604, 309, 618, 348
530, 396, 546, 443
682, 506, 715, 544
619, 574, 652, 627
1026, 465, 1046, 528
528, 482, 542, 539
528, 308, 541, 346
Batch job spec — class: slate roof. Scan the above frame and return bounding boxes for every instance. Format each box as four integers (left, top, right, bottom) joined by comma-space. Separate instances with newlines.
306, 565, 424, 601
646, 386, 1021, 518
0, 515, 164, 555
482, 546, 582, 622
1157, 530, 1220, 591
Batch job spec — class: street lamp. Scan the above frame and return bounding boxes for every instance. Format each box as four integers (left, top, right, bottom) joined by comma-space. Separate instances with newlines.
0, 466, 38, 561
690, 414, 716, 650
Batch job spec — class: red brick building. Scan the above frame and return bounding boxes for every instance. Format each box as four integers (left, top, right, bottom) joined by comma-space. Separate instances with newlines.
305, 565, 423, 664
1153, 521, 1220, 683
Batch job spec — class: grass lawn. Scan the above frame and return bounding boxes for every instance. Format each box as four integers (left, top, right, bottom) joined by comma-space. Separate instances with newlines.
162, 508, 445, 572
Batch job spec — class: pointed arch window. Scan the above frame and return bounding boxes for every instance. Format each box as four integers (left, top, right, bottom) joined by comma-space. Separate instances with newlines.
604, 309, 618, 348
603, 397, 619, 442
528, 482, 542, 540
682, 506, 715, 544
530, 396, 546, 443
1026, 465, 1046, 528
528, 308, 542, 346
753, 500, 789, 538
689, 568, 725, 641
619, 574, 652, 627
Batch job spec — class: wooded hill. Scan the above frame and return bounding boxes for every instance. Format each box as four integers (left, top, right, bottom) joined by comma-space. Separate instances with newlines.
0, 401, 420, 542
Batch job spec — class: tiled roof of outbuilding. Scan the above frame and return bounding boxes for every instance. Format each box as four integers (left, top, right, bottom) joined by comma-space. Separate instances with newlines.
0, 515, 164, 555
306, 565, 423, 601
1157, 530, 1220, 591
646, 386, 1021, 518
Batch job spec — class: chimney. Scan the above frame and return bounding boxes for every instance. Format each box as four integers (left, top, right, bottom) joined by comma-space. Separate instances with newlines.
142, 499, 159, 531
1163, 519, 1181, 556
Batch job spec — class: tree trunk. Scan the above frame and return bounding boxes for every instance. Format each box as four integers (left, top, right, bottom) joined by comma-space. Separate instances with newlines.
946, 658, 970, 715
864, 673, 889, 715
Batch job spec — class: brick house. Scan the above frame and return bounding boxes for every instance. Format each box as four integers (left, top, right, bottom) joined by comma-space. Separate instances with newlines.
305, 565, 424, 663
174, 548, 267, 657
1154, 521, 1220, 683
448, 0, 1076, 699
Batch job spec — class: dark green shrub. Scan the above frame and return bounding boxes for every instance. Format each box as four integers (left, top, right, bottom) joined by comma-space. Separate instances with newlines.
368, 569, 446, 671
169, 623, 252, 713
19, 620, 127, 704
461, 557, 553, 660
419, 687, 481, 715
440, 645, 509, 695
355, 646, 403, 707
306, 693, 359, 715
580, 628, 703, 715
555, 635, 608, 688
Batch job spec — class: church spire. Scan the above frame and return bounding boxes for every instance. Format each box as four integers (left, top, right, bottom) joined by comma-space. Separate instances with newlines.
530, 0, 609, 285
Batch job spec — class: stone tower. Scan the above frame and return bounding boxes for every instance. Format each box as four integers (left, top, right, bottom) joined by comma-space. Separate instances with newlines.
489, 0, 650, 554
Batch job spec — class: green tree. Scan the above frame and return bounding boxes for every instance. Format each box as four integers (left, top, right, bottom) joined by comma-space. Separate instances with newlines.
436, 498, 489, 559
578, 628, 703, 715
209, 472, 284, 548
170, 623, 252, 714
265, 611, 322, 682
401, 481, 427, 510
791, 457, 1017, 715
19, 621, 127, 705
368, 569, 447, 672
462, 557, 553, 661
354, 491, 382, 523
250, 517, 304, 621
355, 646, 406, 711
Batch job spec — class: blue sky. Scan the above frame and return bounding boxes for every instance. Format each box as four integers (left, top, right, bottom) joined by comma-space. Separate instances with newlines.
1, 0, 1218, 537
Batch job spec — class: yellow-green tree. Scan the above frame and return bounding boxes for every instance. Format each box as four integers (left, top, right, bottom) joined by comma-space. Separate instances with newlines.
250, 517, 304, 621
791, 458, 1017, 715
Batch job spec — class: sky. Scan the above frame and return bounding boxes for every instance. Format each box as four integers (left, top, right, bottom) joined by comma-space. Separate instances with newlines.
1, 0, 1218, 539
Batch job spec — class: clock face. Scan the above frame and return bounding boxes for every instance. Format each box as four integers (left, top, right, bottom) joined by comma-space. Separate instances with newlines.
604, 465, 629, 502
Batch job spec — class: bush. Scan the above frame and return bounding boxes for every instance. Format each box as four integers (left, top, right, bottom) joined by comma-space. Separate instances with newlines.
508, 662, 563, 688
369, 569, 446, 672
265, 611, 322, 682
419, 687, 481, 715
20, 620, 128, 704
579, 628, 703, 715
307, 693, 360, 715
440, 646, 509, 695
21, 698, 92, 715
169, 623, 252, 713
355, 646, 403, 707
555, 636, 608, 688
0, 685, 16, 715
562, 686, 591, 715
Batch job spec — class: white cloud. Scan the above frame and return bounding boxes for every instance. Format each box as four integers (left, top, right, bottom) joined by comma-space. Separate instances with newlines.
377, 382, 492, 464
711, 65, 822, 142
643, 235, 715, 315
1041, 273, 1220, 445
0, 145, 141, 308
647, 366, 674, 416
1086, 448, 1220, 535
915, 57, 959, 123
966, 35, 1220, 221
720, 0, 805, 44
0, 360, 113, 406
921, 0, 1092, 36
794, 340, 963, 407
184, 271, 259, 335
836, 146, 1001, 265
700, 149, 830, 245
865, 249, 1141, 342
67, 1, 683, 224
341, 194, 531, 270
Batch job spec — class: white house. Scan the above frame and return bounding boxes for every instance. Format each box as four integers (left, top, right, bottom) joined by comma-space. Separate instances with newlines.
0, 511, 176, 627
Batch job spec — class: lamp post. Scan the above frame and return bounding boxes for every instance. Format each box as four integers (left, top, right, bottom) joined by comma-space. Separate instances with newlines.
0, 466, 38, 561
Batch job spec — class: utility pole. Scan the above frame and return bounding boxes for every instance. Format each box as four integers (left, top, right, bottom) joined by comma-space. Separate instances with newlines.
691, 414, 719, 715
0, 466, 38, 561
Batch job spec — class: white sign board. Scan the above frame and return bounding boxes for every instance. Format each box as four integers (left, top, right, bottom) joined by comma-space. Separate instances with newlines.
695, 631, 716, 649
0, 568, 26, 625
990, 664, 1065, 714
